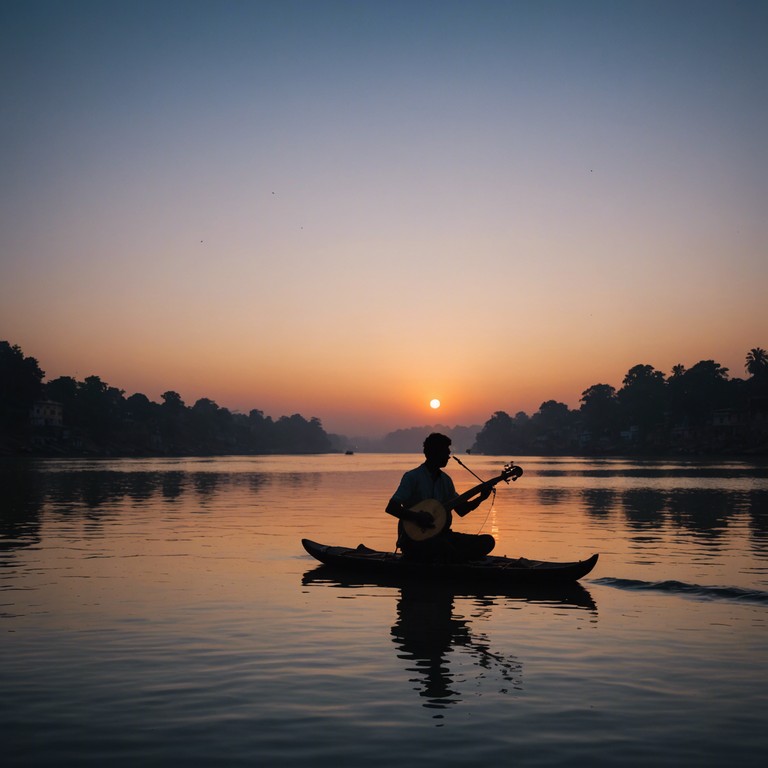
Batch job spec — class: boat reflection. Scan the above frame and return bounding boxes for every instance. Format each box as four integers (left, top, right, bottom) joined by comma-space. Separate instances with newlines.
302, 567, 597, 718
302, 565, 598, 610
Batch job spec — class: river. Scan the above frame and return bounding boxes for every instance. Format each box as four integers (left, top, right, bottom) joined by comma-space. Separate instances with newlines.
1, 454, 766, 767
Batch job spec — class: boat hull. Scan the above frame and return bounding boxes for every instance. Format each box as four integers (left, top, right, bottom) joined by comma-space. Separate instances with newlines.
301, 539, 598, 585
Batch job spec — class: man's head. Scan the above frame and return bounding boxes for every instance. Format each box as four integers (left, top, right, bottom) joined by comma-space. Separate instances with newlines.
423, 432, 451, 467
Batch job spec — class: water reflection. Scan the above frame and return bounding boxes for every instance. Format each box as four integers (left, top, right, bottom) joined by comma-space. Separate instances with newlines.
536, 487, 570, 505
667, 489, 732, 538
534, 460, 768, 481
391, 582, 522, 718
582, 488, 617, 517
528, 483, 768, 552
0, 467, 43, 555
0, 464, 306, 559
748, 491, 768, 547
162, 471, 185, 500
303, 566, 597, 610
303, 567, 596, 720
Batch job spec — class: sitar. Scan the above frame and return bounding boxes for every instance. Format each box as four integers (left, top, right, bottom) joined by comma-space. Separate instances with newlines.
400, 462, 523, 543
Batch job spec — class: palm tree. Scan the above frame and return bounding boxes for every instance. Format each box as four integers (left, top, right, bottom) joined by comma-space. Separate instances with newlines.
745, 347, 768, 377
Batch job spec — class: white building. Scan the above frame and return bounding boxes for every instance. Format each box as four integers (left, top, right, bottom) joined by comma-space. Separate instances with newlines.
30, 400, 63, 428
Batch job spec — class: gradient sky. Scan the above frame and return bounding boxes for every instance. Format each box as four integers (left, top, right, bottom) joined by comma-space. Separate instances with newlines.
2, 0, 766, 436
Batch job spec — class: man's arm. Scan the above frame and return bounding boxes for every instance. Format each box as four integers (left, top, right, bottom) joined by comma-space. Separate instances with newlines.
453, 483, 493, 517
386, 497, 435, 529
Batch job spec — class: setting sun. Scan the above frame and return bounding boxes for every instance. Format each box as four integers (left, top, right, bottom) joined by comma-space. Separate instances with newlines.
430, 399, 441, 409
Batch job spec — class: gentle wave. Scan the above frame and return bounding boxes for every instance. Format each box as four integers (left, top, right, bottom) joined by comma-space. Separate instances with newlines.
592, 576, 768, 605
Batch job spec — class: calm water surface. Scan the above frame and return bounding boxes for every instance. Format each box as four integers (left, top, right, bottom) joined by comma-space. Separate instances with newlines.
1, 454, 767, 767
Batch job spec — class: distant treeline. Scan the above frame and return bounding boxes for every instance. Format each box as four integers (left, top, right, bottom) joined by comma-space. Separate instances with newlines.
472, 353, 768, 456
351, 424, 482, 454
0, 341, 334, 456
2, 340, 767, 457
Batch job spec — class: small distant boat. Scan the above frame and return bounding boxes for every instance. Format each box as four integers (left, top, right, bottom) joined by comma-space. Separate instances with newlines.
301, 539, 598, 585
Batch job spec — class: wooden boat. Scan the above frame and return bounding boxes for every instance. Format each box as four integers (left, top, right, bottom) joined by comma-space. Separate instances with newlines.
302, 539, 598, 585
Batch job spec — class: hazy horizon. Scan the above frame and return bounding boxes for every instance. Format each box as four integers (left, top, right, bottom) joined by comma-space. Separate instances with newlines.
8, 333, 762, 443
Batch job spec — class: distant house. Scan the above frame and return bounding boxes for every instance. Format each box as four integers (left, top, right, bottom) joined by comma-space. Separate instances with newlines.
620, 425, 640, 442
30, 400, 63, 428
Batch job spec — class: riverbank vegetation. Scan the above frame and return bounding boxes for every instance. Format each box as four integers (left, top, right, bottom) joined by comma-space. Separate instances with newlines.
473, 354, 768, 456
2, 340, 766, 456
0, 341, 333, 456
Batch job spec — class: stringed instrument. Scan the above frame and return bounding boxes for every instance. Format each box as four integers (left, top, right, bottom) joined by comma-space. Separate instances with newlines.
400, 462, 523, 543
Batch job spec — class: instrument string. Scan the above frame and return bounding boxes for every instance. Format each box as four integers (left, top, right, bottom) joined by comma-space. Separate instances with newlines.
452, 455, 495, 535
475, 487, 496, 535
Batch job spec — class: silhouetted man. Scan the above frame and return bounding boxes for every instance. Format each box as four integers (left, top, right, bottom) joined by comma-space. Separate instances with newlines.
386, 432, 495, 562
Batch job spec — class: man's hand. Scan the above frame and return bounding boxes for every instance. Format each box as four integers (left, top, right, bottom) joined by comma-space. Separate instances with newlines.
410, 510, 435, 529
479, 485, 493, 501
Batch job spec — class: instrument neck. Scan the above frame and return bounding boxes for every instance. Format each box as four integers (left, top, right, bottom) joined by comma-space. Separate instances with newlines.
448, 474, 502, 511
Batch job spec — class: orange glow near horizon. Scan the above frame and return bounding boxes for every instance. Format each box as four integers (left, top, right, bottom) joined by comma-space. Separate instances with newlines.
13, 321, 764, 437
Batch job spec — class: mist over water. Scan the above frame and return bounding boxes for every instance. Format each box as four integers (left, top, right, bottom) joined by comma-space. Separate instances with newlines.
1, 455, 766, 766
